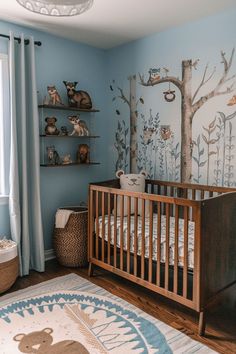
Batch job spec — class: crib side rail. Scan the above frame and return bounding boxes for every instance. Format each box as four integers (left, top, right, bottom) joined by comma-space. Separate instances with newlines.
199, 191, 236, 309
88, 183, 202, 312
146, 179, 236, 201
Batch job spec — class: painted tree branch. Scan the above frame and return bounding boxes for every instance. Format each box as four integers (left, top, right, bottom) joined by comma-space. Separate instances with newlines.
117, 87, 130, 107
192, 64, 216, 103
139, 73, 183, 93
192, 48, 236, 114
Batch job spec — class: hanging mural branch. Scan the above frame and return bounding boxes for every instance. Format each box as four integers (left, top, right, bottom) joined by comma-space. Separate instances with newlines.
192, 48, 236, 113
117, 87, 130, 107
192, 64, 216, 103
139, 48, 236, 183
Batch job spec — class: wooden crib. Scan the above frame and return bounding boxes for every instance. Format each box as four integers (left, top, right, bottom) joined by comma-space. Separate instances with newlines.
88, 179, 236, 336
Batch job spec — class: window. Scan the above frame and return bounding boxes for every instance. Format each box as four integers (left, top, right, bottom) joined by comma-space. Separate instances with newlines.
0, 54, 10, 203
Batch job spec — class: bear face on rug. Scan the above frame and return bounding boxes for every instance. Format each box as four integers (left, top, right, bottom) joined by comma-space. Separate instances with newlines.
13, 328, 89, 354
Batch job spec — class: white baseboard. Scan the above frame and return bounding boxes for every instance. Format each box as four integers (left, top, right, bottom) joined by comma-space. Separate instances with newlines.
44, 249, 56, 261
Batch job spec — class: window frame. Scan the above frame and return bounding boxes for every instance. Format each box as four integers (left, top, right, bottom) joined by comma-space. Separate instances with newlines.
0, 53, 10, 204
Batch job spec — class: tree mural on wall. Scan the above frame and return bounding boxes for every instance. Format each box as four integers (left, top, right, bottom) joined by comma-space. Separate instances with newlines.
139, 49, 236, 183
111, 75, 144, 173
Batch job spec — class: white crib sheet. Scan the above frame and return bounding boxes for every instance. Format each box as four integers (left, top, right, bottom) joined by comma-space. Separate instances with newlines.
97, 214, 195, 269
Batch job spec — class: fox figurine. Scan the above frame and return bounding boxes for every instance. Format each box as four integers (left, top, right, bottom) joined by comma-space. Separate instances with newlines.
63, 81, 92, 109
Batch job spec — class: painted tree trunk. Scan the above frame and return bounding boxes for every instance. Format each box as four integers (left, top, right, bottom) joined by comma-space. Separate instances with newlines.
129, 75, 138, 173
181, 60, 193, 183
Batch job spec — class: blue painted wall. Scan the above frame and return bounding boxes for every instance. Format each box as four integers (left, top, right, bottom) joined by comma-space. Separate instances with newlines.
0, 7, 236, 249
106, 8, 236, 185
0, 20, 108, 249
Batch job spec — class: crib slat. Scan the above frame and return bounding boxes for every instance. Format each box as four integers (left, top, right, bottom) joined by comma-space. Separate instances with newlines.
141, 199, 145, 280
156, 201, 161, 287
127, 197, 131, 273
107, 193, 111, 265
165, 203, 170, 290
174, 205, 179, 294
89, 190, 94, 259
149, 201, 153, 283
201, 190, 205, 199
209, 191, 213, 198
192, 189, 196, 200
134, 197, 138, 277
101, 192, 105, 262
95, 191, 99, 259
183, 206, 189, 298
120, 195, 124, 271
114, 194, 117, 268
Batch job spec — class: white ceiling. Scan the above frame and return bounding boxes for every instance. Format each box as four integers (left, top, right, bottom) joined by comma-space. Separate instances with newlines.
0, 0, 235, 49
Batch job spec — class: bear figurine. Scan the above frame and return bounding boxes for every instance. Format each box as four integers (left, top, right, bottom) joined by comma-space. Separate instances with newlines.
45, 117, 60, 136
77, 144, 90, 164
13, 327, 89, 354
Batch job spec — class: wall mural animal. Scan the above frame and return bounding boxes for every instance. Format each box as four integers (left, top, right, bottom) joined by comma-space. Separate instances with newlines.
139, 49, 236, 183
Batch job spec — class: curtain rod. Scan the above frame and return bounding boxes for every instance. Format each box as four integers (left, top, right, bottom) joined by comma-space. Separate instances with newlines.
0, 34, 42, 46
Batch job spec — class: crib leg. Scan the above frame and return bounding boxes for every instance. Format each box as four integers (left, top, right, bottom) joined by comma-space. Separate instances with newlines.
88, 262, 94, 277
198, 311, 206, 336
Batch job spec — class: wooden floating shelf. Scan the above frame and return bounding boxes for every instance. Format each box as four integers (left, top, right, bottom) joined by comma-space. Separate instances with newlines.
40, 135, 100, 138
40, 162, 100, 168
38, 104, 100, 113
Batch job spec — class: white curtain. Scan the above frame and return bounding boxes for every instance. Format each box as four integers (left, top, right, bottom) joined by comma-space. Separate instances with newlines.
8, 32, 44, 276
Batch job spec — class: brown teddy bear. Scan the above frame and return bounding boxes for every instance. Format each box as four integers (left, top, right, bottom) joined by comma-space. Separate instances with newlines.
45, 117, 60, 135
13, 327, 89, 354
77, 144, 90, 164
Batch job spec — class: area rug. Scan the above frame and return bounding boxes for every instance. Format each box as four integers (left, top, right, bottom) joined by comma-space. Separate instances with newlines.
0, 273, 216, 354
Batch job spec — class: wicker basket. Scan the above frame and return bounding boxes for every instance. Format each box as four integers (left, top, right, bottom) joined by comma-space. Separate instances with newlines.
53, 207, 88, 267
0, 240, 19, 294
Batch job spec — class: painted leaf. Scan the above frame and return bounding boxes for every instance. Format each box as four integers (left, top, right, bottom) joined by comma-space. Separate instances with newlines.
116, 109, 120, 115
197, 135, 200, 145
112, 97, 116, 101
209, 117, 216, 129
199, 148, 204, 156
140, 97, 144, 104
193, 156, 199, 164
202, 134, 208, 144
199, 161, 207, 167
209, 151, 217, 156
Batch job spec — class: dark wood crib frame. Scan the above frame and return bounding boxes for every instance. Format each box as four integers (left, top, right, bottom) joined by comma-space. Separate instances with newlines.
88, 179, 236, 336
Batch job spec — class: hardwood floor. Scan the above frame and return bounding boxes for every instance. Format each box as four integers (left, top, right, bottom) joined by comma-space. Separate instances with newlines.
2, 259, 236, 354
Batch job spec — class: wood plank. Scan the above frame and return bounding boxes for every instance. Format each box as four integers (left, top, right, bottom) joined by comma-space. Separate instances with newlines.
174, 205, 179, 294
141, 199, 145, 280
156, 201, 161, 287
183, 206, 189, 298
149, 201, 153, 283
165, 203, 170, 290
127, 197, 131, 273
134, 198, 138, 277
101, 192, 105, 262
120, 195, 124, 271
89, 189, 94, 260
107, 193, 111, 265
95, 191, 99, 259
38, 104, 100, 112
113, 195, 117, 268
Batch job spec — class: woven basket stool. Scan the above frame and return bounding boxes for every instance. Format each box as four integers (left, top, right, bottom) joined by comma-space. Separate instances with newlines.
53, 207, 88, 267
0, 240, 19, 294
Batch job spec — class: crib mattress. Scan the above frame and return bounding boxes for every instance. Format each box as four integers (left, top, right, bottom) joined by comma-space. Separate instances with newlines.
97, 214, 195, 269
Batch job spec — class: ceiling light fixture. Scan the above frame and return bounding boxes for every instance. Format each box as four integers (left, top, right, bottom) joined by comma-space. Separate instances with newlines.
16, 0, 94, 17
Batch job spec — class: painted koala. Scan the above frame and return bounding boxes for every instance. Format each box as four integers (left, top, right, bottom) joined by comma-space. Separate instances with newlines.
147, 68, 161, 84
13, 328, 89, 354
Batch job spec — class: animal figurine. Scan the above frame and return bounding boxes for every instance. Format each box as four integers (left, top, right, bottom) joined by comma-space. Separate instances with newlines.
46, 146, 60, 165
45, 117, 60, 136
147, 68, 161, 84
227, 95, 236, 106
68, 115, 89, 136
77, 144, 90, 163
62, 154, 72, 165
63, 81, 92, 109
13, 327, 89, 354
47, 85, 63, 106
60, 126, 69, 136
